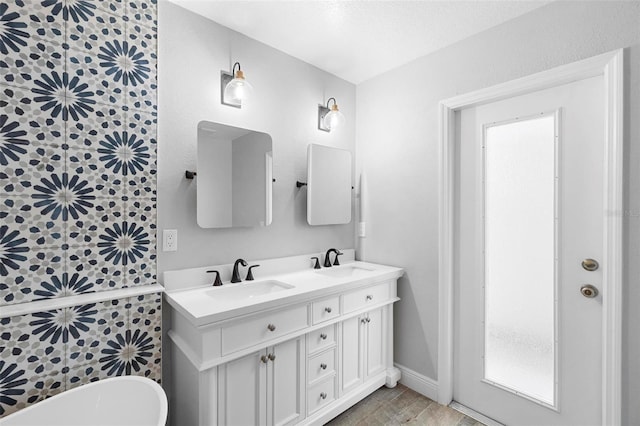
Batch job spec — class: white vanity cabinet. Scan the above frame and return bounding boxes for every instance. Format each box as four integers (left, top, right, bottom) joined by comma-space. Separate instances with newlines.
218, 337, 305, 426
166, 260, 403, 426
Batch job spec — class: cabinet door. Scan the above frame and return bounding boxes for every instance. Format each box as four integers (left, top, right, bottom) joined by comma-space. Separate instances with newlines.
219, 350, 267, 426
340, 315, 364, 394
365, 308, 385, 378
269, 337, 305, 426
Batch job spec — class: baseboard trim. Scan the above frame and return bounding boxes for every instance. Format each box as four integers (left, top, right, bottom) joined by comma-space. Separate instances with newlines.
394, 363, 438, 401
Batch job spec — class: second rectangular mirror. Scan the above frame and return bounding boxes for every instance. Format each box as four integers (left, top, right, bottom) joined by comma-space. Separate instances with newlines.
307, 144, 352, 225
197, 121, 273, 228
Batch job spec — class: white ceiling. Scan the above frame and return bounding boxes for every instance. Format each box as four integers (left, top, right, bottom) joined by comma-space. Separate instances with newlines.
169, 0, 550, 84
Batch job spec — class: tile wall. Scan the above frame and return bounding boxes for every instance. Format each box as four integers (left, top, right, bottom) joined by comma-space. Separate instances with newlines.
0, 0, 159, 417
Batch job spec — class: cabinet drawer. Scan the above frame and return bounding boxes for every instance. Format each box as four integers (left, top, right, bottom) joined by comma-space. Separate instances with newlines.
307, 376, 336, 415
343, 282, 390, 313
307, 324, 335, 354
312, 296, 340, 324
221, 305, 308, 355
308, 348, 336, 384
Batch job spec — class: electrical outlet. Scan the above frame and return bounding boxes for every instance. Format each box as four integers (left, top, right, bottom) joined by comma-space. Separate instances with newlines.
163, 229, 178, 252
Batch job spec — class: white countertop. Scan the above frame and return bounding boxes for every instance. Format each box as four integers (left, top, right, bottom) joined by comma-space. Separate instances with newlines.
164, 260, 404, 326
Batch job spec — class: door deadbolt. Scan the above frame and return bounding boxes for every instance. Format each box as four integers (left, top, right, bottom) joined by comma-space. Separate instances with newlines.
580, 284, 599, 298
582, 258, 599, 271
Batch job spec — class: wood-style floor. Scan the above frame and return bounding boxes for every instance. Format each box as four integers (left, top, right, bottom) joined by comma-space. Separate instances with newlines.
325, 385, 485, 426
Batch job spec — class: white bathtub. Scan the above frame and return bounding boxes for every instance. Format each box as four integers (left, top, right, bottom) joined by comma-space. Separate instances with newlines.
0, 376, 167, 426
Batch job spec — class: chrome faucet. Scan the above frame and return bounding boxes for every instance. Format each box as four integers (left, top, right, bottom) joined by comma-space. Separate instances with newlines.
324, 248, 342, 267
231, 258, 247, 283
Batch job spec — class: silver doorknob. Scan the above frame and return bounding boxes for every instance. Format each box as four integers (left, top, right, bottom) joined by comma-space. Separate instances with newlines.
580, 284, 599, 298
582, 258, 599, 271
320, 392, 327, 399
267, 324, 276, 331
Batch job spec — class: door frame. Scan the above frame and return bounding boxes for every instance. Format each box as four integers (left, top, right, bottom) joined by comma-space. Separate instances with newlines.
437, 49, 623, 425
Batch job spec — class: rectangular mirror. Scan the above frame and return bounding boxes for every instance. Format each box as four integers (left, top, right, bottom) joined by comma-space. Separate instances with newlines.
307, 144, 352, 225
197, 121, 273, 228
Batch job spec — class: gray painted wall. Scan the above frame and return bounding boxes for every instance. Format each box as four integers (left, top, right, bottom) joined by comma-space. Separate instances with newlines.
157, 2, 356, 275
355, 1, 639, 423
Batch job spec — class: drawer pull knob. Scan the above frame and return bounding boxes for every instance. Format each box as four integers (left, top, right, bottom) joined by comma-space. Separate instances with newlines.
366, 295, 373, 301
320, 392, 327, 400
267, 324, 276, 332
320, 363, 327, 370
268, 353, 276, 361
361, 318, 367, 324
366, 317, 371, 323
260, 355, 269, 364
320, 333, 327, 340
324, 307, 332, 313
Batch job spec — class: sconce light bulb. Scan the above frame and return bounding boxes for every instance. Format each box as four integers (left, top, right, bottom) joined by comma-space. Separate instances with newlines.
323, 104, 345, 130
224, 71, 254, 104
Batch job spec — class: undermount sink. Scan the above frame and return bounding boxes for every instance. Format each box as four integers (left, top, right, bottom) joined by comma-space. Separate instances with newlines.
205, 280, 294, 300
315, 265, 375, 278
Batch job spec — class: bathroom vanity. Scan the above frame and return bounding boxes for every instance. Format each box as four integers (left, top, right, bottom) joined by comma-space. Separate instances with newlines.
164, 251, 403, 425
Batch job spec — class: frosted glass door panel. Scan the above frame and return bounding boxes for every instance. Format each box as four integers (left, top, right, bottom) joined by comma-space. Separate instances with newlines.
483, 115, 556, 406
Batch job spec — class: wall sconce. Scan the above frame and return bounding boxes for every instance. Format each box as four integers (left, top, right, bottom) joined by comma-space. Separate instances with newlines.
318, 97, 345, 132
221, 62, 253, 108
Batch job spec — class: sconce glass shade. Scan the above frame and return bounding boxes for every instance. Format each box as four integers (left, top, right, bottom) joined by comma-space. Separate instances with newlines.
323, 104, 345, 130
224, 69, 254, 104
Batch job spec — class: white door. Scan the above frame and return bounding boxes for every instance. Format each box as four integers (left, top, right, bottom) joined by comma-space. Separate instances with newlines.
454, 76, 605, 425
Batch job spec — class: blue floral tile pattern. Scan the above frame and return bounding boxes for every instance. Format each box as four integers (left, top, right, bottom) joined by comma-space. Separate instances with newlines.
0, 1, 66, 89
127, 0, 156, 28
0, 224, 29, 275
67, 246, 123, 290
2, 1, 64, 46
67, 148, 123, 199
0, 35, 64, 89
99, 39, 151, 87
0, 360, 28, 415
66, 299, 126, 372
67, 103, 124, 150
0, 0, 157, 417
0, 115, 29, 165
0, 245, 64, 305
0, 313, 65, 416
34, 271, 94, 299
124, 198, 156, 285
68, 49, 125, 107
124, 22, 156, 112
0, 3, 29, 55
67, 197, 123, 247
0, 86, 65, 147
96, 0, 124, 16
67, 7, 124, 54
0, 196, 65, 250
32, 71, 98, 122
128, 292, 161, 381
